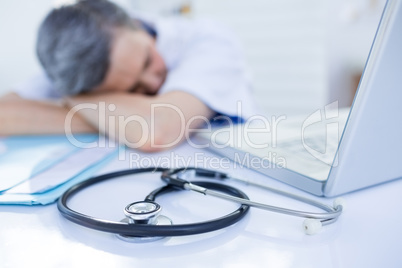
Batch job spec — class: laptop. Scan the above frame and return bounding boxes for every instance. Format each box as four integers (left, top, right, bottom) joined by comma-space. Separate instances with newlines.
194, 0, 402, 197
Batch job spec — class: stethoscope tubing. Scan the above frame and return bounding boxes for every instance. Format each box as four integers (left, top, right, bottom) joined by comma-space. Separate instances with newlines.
57, 168, 251, 237
58, 166, 343, 238
161, 168, 342, 225
223, 178, 342, 225
200, 188, 340, 224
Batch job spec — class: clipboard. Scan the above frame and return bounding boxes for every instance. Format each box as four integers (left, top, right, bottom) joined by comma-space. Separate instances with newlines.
0, 134, 119, 205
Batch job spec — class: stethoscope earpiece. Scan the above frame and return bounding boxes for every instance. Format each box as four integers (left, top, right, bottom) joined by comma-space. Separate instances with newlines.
303, 198, 345, 235
333, 198, 346, 211
303, 219, 323, 235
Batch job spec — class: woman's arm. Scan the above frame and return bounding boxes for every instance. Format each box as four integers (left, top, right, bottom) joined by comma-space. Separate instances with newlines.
0, 91, 213, 152
0, 92, 95, 135
65, 90, 214, 152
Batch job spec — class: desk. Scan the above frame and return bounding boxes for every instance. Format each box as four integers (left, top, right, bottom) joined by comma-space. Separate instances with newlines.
1, 143, 401, 267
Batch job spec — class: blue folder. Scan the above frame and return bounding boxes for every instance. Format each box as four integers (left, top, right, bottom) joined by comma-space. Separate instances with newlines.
0, 134, 119, 205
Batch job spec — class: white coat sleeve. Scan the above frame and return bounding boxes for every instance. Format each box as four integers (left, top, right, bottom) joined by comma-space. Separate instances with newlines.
156, 18, 257, 121
12, 71, 61, 100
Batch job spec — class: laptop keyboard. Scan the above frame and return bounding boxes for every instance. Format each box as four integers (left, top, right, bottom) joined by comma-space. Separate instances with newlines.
278, 136, 339, 164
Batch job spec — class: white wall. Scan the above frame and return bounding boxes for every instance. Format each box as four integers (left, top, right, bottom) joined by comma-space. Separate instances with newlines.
193, 0, 328, 116
0, 0, 54, 96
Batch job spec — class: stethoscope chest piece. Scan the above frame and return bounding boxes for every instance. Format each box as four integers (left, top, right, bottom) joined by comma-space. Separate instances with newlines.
117, 201, 173, 243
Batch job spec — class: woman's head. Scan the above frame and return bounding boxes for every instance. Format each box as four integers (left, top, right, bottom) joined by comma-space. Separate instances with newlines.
36, 0, 166, 96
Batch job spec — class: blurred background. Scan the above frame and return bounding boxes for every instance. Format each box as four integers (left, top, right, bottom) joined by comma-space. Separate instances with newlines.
0, 0, 386, 116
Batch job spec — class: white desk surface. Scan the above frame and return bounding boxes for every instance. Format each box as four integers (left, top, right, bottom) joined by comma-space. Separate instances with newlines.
1, 143, 402, 268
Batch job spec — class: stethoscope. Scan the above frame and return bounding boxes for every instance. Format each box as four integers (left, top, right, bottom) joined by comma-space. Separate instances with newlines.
58, 167, 344, 242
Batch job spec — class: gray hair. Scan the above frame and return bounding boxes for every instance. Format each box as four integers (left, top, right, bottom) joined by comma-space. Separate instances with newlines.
36, 0, 137, 95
